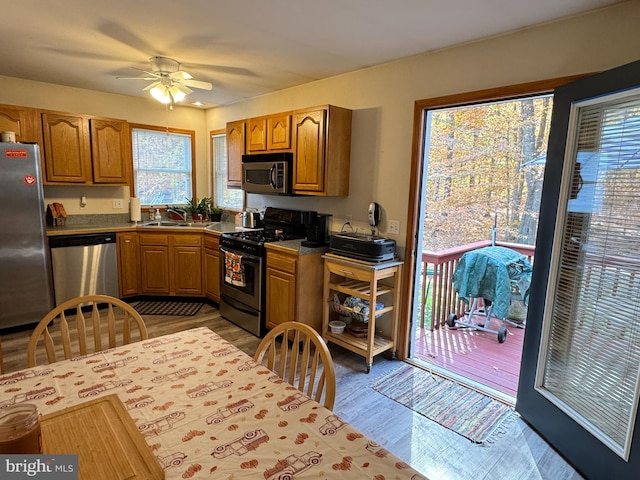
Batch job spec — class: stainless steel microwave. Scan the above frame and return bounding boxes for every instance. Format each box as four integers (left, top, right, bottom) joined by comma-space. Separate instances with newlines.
242, 152, 293, 194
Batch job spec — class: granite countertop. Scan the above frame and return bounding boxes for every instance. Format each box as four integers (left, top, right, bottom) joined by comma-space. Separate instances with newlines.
265, 239, 329, 256
45, 218, 328, 255
46, 221, 243, 236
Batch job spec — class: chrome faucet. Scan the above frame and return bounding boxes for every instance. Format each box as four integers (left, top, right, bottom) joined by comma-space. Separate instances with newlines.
167, 208, 188, 222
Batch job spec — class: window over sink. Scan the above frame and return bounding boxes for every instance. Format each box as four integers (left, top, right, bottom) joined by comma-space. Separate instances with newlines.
212, 131, 243, 211
131, 125, 196, 206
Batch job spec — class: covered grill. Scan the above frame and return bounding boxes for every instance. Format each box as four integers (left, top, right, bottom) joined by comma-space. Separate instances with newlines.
446, 246, 533, 343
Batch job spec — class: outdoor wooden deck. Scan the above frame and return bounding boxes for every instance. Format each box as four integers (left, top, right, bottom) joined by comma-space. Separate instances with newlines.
411, 314, 525, 403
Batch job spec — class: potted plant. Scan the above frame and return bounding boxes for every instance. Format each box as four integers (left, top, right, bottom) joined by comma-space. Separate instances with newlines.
185, 197, 211, 221
208, 205, 223, 222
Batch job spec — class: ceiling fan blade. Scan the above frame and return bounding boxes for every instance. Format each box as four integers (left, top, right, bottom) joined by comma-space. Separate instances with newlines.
169, 70, 193, 80
142, 81, 162, 91
117, 76, 158, 80
182, 79, 213, 90
173, 83, 193, 95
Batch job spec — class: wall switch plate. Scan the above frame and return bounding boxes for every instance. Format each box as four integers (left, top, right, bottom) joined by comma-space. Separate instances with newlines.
112, 199, 124, 209
388, 220, 400, 235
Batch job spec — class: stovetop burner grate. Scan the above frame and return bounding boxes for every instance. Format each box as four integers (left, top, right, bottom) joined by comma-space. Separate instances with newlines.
220, 207, 308, 256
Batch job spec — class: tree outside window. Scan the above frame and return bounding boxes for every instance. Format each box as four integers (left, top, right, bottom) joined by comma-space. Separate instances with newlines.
131, 126, 195, 206
424, 94, 552, 251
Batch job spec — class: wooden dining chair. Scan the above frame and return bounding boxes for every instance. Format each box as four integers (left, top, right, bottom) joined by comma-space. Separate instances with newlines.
27, 295, 148, 367
0, 335, 4, 374
254, 322, 336, 410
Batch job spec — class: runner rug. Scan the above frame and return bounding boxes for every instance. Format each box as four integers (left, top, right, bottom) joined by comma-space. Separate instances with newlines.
371, 364, 517, 444
134, 300, 204, 316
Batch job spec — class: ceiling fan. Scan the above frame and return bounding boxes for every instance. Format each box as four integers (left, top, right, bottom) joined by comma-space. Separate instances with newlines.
117, 56, 213, 105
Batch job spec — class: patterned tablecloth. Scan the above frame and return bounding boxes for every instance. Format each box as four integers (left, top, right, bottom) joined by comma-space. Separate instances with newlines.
0, 327, 427, 479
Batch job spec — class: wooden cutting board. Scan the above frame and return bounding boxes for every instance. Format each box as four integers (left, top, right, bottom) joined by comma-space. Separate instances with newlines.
40, 394, 164, 480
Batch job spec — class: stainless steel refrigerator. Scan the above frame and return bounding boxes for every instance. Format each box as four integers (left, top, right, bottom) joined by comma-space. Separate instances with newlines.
0, 143, 54, 329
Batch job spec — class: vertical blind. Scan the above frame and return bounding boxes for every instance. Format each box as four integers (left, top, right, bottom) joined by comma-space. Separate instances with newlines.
539, 91, 640, 459
212, 133, 242, 210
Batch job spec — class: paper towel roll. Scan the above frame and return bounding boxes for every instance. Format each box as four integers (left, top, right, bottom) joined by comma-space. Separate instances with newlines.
130, 197, 141, 222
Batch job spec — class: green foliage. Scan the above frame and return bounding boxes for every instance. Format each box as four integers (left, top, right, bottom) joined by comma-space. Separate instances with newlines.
208, 205, 223, 215
185, 197, 211, 214
423, 95, 552, 251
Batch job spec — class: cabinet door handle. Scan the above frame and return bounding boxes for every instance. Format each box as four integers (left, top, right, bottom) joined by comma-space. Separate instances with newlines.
338, 269, 354, 278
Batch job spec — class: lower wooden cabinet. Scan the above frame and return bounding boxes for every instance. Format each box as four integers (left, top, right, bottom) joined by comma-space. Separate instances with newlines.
117, 232, 139, 297
265, 246, 324, 332
138, 232, 202, 296
204, 233, 221, 302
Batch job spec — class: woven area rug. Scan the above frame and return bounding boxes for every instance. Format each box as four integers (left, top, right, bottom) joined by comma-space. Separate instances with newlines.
134, 301, 204, 316
371, 364, 517, 444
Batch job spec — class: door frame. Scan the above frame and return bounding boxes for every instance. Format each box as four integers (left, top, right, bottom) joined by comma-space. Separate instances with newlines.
398, 74, 590, 360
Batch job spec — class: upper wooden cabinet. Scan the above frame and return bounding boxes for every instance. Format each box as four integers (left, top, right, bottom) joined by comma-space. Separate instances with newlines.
226, 120, 245, 188
41, 111, 130, 185
247, 113, 292, 153
247, 117, 267, 152
229, 105, 351, 196
41, 112, 92, 183
293, 105, 351, 196
90, 118, 130, 184
0, 104, 41, 144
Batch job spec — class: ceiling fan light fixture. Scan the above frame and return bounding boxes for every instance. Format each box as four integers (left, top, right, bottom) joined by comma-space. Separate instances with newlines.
149, 84, 187, 104
118, 56, 211, 105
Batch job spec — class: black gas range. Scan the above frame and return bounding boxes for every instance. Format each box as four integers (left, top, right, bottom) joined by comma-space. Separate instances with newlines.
219, 207, 307, 337
219, 229, 304, 256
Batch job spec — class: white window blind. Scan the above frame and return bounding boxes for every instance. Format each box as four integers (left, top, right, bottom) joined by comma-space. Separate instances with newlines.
540, 91, 640, 459
132, 128, 193, 206
212, 133, 243, 210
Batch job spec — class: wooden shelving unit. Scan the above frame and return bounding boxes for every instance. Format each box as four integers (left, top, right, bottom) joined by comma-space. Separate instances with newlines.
322, 254, 403, 373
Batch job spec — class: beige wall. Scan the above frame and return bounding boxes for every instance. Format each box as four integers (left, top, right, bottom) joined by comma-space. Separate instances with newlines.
1, 1, 639, 248
206, 1, 640, 251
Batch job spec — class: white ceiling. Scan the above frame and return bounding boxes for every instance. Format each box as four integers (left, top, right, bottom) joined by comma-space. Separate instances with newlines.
1, 0, 623, 108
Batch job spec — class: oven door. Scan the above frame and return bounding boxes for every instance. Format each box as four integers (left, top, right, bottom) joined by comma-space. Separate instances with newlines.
219, 246, 263, 311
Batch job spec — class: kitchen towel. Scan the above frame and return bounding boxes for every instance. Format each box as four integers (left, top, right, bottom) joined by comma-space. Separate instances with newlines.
130, 197, 141, 222
224, 251, 246, 287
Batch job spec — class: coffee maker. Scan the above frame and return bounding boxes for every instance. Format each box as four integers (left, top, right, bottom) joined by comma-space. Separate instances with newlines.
301, 212, 333, 247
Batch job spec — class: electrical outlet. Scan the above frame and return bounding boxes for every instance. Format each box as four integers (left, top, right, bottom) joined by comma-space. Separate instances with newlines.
345, 214, 353, 224
388, 220, 400, 235
112, 199, 124, 209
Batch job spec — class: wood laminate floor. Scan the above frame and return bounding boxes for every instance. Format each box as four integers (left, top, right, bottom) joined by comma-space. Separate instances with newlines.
0, 302, 583, 480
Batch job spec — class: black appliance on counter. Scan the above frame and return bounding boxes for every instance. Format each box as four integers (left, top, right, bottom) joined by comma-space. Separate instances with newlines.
329, 232, 397, 263
219, 207, 306, 337
301, 212, 333, 247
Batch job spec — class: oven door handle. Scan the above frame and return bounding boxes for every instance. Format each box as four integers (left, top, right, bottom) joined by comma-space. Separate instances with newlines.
221, 294, 260, 316
219, 247, 262, 263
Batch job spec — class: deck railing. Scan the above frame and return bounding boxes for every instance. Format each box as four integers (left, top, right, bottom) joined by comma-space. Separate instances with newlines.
419, 240, 535, 330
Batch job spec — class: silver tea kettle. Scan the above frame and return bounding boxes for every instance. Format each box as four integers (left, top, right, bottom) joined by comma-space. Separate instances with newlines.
242, 211, 260, 228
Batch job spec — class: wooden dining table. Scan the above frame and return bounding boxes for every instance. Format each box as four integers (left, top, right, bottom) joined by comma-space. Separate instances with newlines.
0, 327, 428, 479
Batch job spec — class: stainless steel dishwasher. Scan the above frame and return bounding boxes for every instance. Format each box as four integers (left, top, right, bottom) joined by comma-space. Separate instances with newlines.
49, 232, 119, 306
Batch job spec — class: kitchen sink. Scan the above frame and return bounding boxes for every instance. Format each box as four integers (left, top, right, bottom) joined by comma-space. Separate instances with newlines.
139, 221, 192, 227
